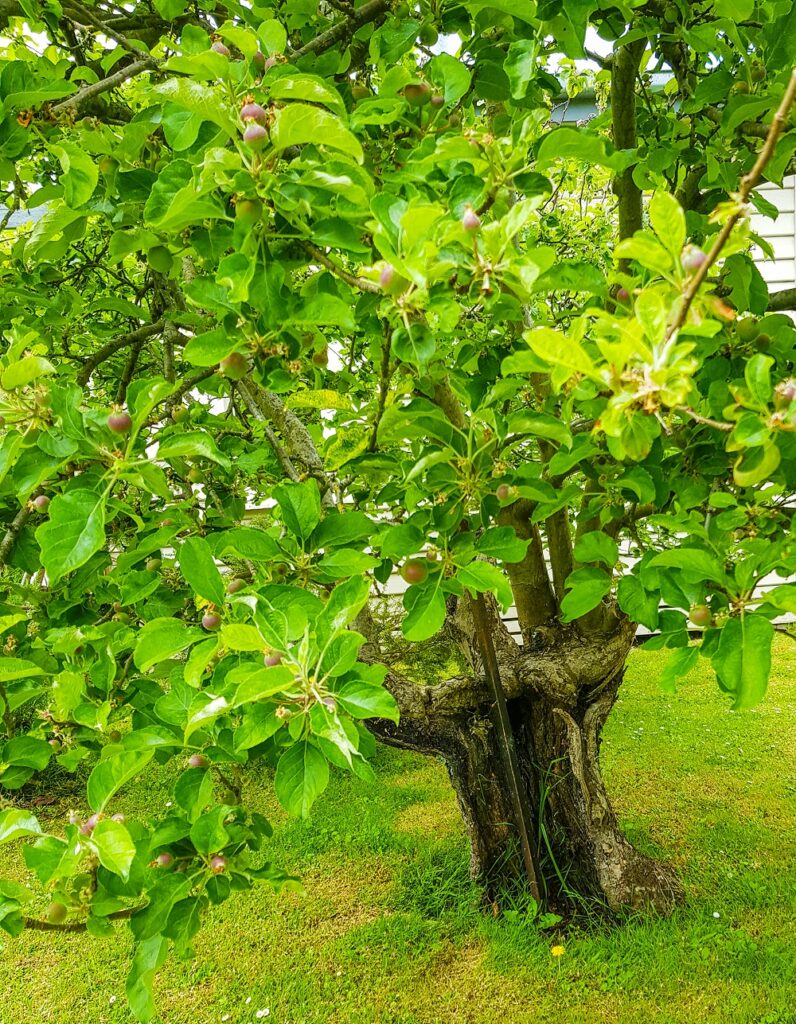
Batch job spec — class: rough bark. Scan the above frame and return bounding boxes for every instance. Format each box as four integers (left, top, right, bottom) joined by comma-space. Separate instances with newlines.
367, 616, 682, 914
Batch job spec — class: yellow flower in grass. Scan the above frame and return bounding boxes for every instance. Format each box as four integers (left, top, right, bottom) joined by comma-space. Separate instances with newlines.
551, 944, 566, 957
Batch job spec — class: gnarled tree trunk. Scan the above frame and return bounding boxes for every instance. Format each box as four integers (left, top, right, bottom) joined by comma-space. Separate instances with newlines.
366, 608, 682, 914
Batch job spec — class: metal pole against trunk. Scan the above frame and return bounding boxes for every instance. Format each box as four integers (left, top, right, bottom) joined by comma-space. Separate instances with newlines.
470, 592, 543, 903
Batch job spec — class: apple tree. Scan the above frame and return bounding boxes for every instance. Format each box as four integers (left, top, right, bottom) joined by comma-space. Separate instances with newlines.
1, 0, 796, 1017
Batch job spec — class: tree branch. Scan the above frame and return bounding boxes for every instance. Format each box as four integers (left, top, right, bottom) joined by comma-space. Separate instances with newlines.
0, 504, 31, 569
76, 319, 165, 387
236, 379, 326, 481
767, 287, 796, 312
49, 57, 153, 114
301, 240, 381, 293
611, 39, 647, 250
291, 0, 392, 60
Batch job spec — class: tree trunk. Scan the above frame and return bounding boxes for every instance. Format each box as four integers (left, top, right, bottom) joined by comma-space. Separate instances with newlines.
372, 643, 683, 915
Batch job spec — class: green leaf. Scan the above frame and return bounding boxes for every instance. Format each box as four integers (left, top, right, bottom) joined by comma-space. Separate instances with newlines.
90, 819, 137, 880
659, 644, 699, 694
0, 658, 46, 683
275, 741, 329, 818
712, 614, 774, 709
50, 142, 98, 208
536, 126, 627, 171
36, 488, 106, 584
190, 806, 230, 854
649, 549, 727, 585
336, 680, 399, 723
214, 527, 280, 562
0, 809, 42, 844
134, 618, 205, 673
648, 191, 686, 259
87, 750, 155, 812
231, 664, 294, 706
126, 935, 168, 1024
271, 104, 363, 163
1, 354, 55, 390
402, 582, 446, 641
219, 623, 264, 651
268, 74, 346, 117
616, 576, 659, 631
560, 569, 612, 621
475, 527, 529, 564
524, 326, 597, 379
733, 441, 781, 487
273, 480, 321, 541
457, 561, 513, 609
154, 78, 238, 137
157, 431, 231, 469
744, 353, 774, 407
574, 532, 619, 567
179, 537, 225, 606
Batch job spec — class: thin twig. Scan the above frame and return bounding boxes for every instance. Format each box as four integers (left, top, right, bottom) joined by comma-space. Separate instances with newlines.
300, 240, 380, 293
675, 406, 733, 431
667, 69, 796, 341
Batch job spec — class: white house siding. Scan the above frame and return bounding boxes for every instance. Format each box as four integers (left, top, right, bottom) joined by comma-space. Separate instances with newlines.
750, 175, 796, 293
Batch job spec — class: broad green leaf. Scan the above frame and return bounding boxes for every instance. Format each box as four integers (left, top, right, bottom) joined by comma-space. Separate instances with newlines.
336, 680, 399, 723
659, 644, 699, 694
134, 618, 205, 672
90, 819, 137, 880
0, 658, 46, 683
87, 750, 155, 812
126, 935, 168, 1024
402, 582, 446, 641
712, 614, 774, 709
574, 532, 619, 567
273, 480, 321, 541
1, 355, 55, 390
0, 809, 42, 844
649, 191, 686, 258
616, 576, 659, 631
179, 537, 225, 606
274, 741, 329, 818
560, 569, 612, 622
219, 623, 264, 651
50, 142, 98, 208
457, 561, 513, 609
271, 103, 363, 163
268, 74, 346, 117
649, 549, 727, 585
157, 431, 231, 469
154, 78, 238, 137
36, 488, 106, 584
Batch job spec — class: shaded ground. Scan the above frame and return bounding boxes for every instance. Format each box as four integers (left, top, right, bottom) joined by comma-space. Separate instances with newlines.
1, 639, 795, 1024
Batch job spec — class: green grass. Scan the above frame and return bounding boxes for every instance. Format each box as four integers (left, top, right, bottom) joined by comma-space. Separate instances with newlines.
2, 639, 796, 1024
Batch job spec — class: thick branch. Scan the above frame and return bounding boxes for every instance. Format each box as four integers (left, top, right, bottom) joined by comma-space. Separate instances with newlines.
498, 501, 557, 636
236, 379, 325, 480
767, 287, 796, 312
291, 0, 392, 60
0, 504, 31, 569
76, 319, 165, 386
49, 58, 152, 114
611, 39, 647, 246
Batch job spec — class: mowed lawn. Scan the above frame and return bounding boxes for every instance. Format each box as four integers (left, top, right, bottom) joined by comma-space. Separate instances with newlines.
2, 639, 795, 1024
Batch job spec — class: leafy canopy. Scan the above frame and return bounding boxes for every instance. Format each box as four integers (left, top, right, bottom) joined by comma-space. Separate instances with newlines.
0, 0, 796, 1017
